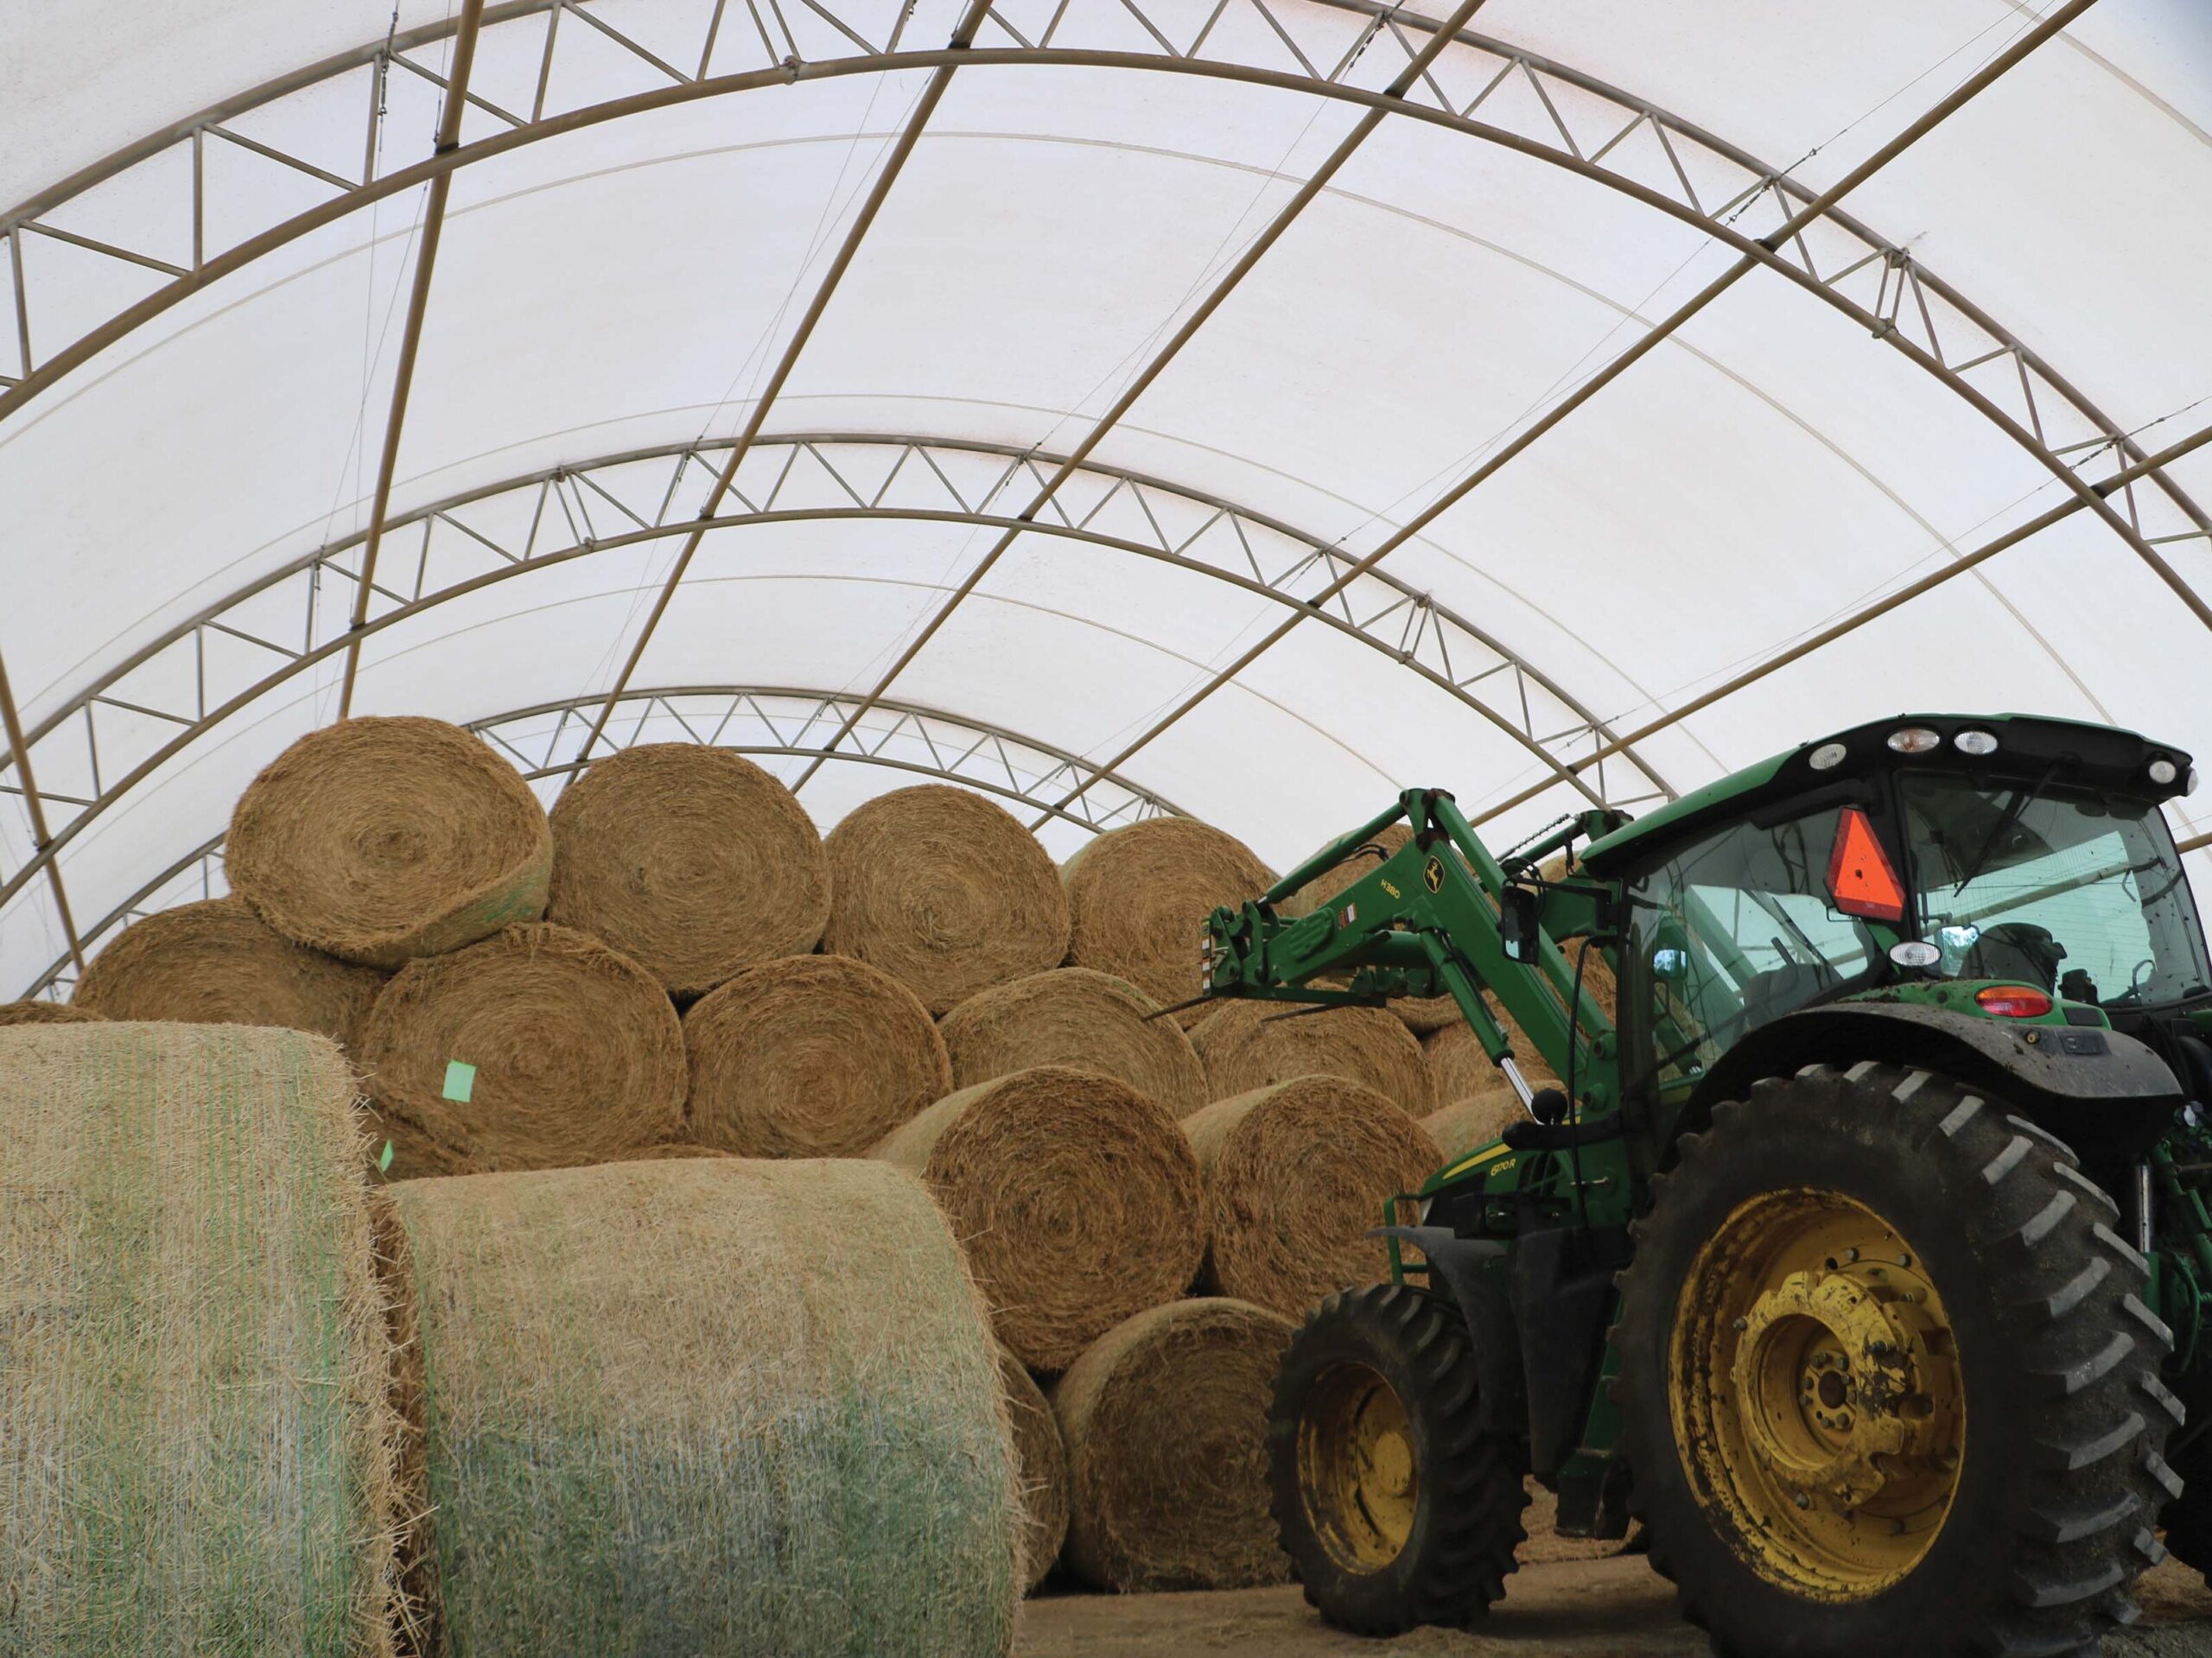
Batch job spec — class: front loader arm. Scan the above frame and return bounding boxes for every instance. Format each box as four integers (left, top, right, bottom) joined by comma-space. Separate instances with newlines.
1202, 790, 1618, 1119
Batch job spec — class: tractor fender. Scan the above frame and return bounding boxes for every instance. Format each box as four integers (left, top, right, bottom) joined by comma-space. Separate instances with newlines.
1370, 1226, 1526, 1446
1678, 1001, 2182, 1164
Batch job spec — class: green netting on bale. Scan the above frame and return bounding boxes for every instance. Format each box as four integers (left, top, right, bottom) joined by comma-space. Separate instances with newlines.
0, 1023, 403, 1655
389, 1157, 1019, 1658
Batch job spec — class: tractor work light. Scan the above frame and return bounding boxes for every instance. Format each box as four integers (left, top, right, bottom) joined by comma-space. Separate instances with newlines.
1889, 941, 1942, 969
1808, 741, 1848, 771
1975, 984, 2055, 1019
2149, 757, 2179, 786
1887, 726, 1942, 754
1954, 729, 1999, 756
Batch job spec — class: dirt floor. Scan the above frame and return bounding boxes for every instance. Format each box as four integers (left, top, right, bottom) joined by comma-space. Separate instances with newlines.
1017, 1500, 2212, 1658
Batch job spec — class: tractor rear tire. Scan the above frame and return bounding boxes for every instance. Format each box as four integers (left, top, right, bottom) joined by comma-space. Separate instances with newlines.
1614, 1063, 2177, 1658
1266, 1281, 1527, 1634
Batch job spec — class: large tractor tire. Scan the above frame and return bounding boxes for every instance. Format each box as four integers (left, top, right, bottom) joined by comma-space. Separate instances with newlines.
1266, 1282, 1527, 1634
1615, 1062, 2179, 1658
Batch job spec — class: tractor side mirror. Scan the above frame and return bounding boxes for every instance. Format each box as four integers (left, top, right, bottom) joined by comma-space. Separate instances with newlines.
1500, 885, 1541, 963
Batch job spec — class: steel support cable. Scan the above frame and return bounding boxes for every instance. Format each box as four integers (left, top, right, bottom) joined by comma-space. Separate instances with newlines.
1026, 0, 2105, 828
565, 0, 996, 775
335, 0, 487, 718
1468, 410, 2212, 829
784, 0, 1496, 797
0, 646, 84, 971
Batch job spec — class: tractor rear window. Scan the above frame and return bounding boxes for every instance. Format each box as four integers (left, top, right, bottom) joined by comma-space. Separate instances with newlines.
1901, 773, 2211, 1009
1624, 810, 1881, 1085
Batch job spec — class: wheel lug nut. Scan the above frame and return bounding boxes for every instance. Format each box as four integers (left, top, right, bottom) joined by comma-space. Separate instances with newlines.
1733, 1317, 1748, 1331
1794, 1492, 1811, 1509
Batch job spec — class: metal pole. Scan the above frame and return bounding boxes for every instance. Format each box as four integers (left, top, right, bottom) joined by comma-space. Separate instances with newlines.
565, 0, 995, 776
0, 647, 86, 973
1032, 0, 2104, 824
335, 0, 487, 718
1467, 409, 2212, 828
787, 0, 1496, 793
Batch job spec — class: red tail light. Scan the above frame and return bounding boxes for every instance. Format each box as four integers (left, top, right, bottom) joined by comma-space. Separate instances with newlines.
1974, 984, 2053, 1019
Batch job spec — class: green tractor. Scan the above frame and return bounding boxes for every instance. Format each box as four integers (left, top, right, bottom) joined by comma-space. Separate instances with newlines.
1198, 714, 2212, 1656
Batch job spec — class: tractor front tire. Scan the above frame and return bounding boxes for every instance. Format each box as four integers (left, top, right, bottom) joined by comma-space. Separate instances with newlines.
1614, 1063, 2178, 1658
1267, 1281, 1527, 1635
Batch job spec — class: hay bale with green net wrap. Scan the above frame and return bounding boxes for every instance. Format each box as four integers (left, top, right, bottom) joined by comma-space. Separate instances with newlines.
938, 966, 1206, 1115
546, 742, 830, 999
1052, 1298, 1297, 1592
70, 896, 387, 1049
227, 716, 552, 968
384, 1156, 1018, 1657
360, 922, 684, 1172
1183, 1076, 1440, 1318
823, 785, 1070, 1015
0, 1023, 404, 1655
871, 1064, 1205, 1371
682, 954, 950, 1158
1191, 998, 1434, 1115
1062, 817, 1275, 1028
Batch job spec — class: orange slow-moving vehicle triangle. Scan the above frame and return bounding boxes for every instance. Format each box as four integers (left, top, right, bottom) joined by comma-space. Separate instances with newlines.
1826, 806, 1907, 923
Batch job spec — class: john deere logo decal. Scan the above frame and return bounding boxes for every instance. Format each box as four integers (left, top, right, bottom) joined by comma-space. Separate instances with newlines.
1423, 856, 1445, 893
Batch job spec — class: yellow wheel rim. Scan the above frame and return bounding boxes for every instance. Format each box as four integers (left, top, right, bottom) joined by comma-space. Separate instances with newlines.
1298, 1362, 1419, 1572
1670, 1189, 1965, 1602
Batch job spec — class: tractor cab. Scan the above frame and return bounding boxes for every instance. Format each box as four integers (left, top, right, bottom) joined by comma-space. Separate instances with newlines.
1571, 715, 2211, 1153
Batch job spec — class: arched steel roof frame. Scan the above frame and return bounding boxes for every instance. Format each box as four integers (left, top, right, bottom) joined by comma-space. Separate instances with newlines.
0, 431, 1670, 913
13, 681, 1185, 1001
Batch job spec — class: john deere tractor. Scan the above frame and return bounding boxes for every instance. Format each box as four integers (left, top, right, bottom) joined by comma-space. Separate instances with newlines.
1198, 714, 2212, 1656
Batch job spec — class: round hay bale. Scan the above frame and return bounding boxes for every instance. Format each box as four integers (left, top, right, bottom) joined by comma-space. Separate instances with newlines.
998, 1346, 1070, 1594
1279, 823, 1459, 1032
70, 896, 387, 1050
1427, 1008, 1556, 1104
0, 998, 103, 1027
1183, 1077, 1440, 1317
1063, 817, 1275, 1028
546, 743, 829, 999
360, 923, 684, 1172
0, 1023, 404, 1653
872, 1065, 1205, 1371
385, 1157, 1018, 1656
366, 1102, 474, 1183
938, 967, 1205, 1115
615, 1140, 739, 1160
823, 785, 1069, 1015
683, 955, 950, 1158
228, 715, 552, 968
1423, 1092, 1523, 1166
1191, 999, 1434, 1115
1052, 1298, 1297, 1591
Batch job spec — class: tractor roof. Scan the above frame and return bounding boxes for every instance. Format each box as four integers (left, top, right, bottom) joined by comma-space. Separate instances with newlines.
1576, 713, 2196, 876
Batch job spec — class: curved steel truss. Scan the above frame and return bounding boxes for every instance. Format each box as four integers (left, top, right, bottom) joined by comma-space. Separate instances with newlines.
13, 682, 1185, 1001
3, 0, 2203, 569
0, 431, 1670, 912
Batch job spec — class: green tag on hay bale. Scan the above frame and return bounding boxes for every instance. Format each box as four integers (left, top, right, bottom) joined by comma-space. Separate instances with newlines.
442, 1060, 477, 1103
378, 1140, 396, 1174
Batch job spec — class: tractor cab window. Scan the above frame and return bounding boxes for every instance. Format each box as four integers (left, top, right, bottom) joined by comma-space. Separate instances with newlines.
1901, 773, 2212, 1010
1625, 810, 1881, 1088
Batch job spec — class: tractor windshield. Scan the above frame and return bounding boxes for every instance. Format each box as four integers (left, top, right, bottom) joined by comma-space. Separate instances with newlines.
1900, 773, 2212, 1010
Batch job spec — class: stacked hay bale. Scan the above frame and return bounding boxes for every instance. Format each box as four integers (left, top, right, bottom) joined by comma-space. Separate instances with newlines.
824, 785, 1070, 1014
384, 1157, 1020, 1655
871, 1065, 1205, 1372
1063, 817, 1274, 1026
0, 998, 104, 1026
684, 955, 950, 1156
938, 967, 1205, 1115
70, 896, 386, 1048
359, 923, 685, 1175
546, 742, 830, 999
0, 1023, 405, 1652
228, 715, 552, 967
1192, 997, 1434, 1116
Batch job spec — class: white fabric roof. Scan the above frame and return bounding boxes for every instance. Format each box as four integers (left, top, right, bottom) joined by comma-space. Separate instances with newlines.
3, 0, 2209, 998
